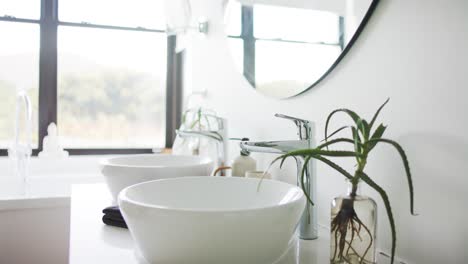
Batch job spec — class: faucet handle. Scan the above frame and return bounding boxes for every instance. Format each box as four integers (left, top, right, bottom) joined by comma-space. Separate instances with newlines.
275, 113, 311, 140
275, 113, 310, 125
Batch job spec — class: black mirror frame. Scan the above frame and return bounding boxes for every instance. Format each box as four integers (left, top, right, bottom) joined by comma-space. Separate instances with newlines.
288, 0, 380, 99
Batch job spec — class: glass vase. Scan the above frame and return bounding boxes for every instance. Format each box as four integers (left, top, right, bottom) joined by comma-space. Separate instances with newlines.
330, 181, 377, 264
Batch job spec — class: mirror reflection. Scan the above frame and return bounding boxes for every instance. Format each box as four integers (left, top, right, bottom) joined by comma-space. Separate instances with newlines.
225, 0, 376, 99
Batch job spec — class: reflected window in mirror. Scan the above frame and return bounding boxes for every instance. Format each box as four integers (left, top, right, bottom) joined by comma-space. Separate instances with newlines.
227, 2, 344, 98
225, 0, 378, 99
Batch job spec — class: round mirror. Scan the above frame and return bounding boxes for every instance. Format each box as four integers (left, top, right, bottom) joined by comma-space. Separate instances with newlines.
224, 0, 379, 99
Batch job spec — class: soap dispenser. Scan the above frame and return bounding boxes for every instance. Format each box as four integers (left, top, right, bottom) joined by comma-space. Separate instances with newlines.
231, 138, 256, 177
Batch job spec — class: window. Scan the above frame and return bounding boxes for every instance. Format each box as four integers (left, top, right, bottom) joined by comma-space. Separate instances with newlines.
226, 3, 344, 88
1, 0, 40, 20
0, 4, 40, 149
0, 0, 182, 155
57, 25, 167, 149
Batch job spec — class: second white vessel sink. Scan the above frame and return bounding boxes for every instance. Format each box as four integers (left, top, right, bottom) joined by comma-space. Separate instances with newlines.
100, 154, 213, 201
119, 176, 306, 264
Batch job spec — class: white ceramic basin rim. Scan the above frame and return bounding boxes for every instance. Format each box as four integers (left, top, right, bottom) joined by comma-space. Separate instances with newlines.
119, 176, 306, 264
100, 154, 213, 168
119, 176, 304, 212
100, 154, 214, 202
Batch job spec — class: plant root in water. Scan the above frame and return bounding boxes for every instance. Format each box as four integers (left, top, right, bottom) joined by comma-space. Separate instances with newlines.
331, 198, 374, 264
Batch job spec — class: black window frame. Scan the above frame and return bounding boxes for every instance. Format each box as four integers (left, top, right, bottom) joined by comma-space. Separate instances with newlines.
0, 0, 183, 156
227, 5, 345, 88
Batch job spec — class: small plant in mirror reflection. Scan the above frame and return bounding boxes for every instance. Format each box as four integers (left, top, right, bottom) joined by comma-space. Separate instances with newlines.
267, 99, 417, 264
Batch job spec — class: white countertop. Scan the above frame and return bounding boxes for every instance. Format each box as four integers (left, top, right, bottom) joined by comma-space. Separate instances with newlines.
69, 184, 331, 264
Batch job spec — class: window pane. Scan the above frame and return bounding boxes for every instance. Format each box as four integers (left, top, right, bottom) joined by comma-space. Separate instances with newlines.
225, 1, 242, 36
0, 22, 39, 148
255, 40, 341, 97
254, 5, 340, 43
59, 0, 166, 29
58, 27, 167, 148
0, 0, 40, 19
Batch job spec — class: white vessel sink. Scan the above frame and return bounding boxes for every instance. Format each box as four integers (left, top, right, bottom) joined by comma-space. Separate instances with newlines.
100, 154, 213, 201
119, 176, 306, 264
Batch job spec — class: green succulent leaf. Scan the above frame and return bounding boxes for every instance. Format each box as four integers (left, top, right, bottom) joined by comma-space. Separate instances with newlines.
189, 118, 199, 129
269, 153, 297, 170
357, 118, 370, 140
276, 154, 355, 203
351, 127, 362, 155
181, 111, 188, 125
325, 108, 361, 144
359, 172, 396, 264
273, 153, 355, 179
317, 138, 357, 149
269, 152, 356, 202
370, 123, 387, 140
282, 148, 362, 158
279, 155, 289, 169
300, 155, 314, 205
268, 154, 289, 169
368, 124, 387, 150
369, 98, 390, 130
269, 149, 361, 175
323, 125, 349, 143
367, 138, 416, 215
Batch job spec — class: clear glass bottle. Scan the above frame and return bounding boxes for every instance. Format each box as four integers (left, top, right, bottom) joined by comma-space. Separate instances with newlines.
330, 180, 377, 264
8, 88, 33, 196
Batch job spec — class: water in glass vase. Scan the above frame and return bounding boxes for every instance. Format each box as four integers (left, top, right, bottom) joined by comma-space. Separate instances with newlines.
330, 181, 377, 264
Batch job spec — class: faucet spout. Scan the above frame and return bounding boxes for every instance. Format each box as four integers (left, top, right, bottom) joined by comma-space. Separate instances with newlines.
240, 140, 311, 154
176, 118, 228, 170
240, 139, 318, 240
239, 113, 318, 240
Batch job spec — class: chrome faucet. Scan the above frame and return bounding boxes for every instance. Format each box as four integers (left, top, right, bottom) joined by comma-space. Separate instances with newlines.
176, 117, 228, 170
239, 113, 318, 240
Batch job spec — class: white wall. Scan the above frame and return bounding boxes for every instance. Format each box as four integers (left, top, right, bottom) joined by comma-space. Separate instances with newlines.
189, 0, 468, 263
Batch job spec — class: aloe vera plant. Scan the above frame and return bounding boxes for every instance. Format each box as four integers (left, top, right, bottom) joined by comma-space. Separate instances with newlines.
177, 108, 222, 152
270, 99, 416, 263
